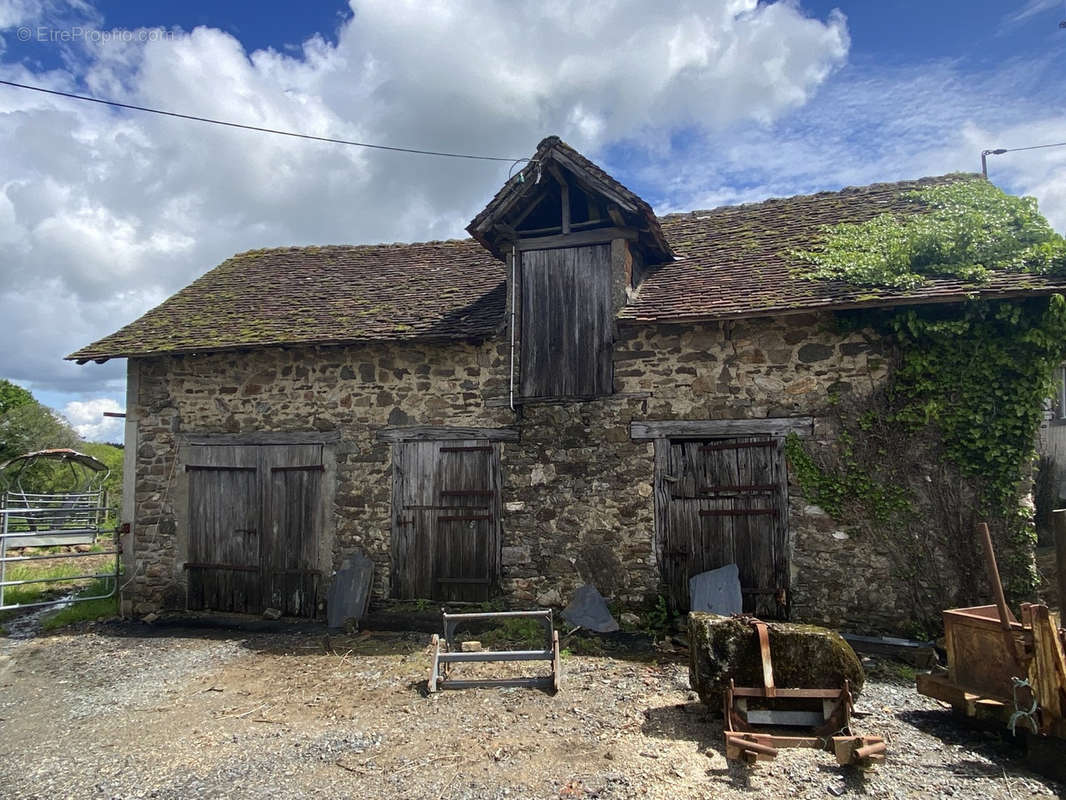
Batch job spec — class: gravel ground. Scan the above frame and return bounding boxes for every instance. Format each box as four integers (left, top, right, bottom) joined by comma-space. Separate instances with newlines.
0, 621, 1062, 799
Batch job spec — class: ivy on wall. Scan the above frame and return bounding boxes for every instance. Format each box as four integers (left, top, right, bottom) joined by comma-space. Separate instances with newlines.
789, 179, 1066, 601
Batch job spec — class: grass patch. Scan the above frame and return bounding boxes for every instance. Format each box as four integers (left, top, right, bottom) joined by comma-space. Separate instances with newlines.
1, 559, 90, 606
40, 578, 118, 631
564, 634, 605, 656
480, 617, 549, 649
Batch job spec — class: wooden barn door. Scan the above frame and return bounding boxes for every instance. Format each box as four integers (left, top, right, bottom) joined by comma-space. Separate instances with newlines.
391, 440, 501, 602
186, 446, 261, 613
185, 443, 325, 617
263, 445, 325, 617
657, 436, 789, 618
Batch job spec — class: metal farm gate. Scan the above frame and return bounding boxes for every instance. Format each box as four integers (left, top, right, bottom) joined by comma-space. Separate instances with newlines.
0, 449, 119, 612
184, 443, 326, 617
390, 439, 502, 603
657, 436, 790, 618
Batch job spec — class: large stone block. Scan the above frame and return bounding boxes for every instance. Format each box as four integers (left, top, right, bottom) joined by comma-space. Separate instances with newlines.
688, 612, 864, 710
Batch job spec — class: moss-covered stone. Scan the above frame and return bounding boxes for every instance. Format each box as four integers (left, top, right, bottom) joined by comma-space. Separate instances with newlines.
688, 612, 864, 710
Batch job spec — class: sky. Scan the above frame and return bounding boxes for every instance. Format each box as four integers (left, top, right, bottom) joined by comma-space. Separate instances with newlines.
0, 0, 1064, 443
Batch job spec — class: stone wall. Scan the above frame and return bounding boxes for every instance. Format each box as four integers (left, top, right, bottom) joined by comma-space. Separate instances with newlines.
125, 311, 951, 632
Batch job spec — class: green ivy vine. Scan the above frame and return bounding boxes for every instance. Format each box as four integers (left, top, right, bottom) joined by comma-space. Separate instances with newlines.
792, 178, 1066, 289
788, 179, 1066, 599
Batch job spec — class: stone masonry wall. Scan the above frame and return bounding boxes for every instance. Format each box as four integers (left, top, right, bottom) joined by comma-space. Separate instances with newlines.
127, 312, 944, 632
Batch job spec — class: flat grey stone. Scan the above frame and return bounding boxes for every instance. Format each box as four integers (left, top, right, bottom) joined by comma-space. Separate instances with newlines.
562, 584, 619, 633
689, 564, 742, 616
327, 551, 374, 629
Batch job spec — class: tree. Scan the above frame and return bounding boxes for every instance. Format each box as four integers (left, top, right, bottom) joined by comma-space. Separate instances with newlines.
0, 401, 81, 463
0, 379, 33, 416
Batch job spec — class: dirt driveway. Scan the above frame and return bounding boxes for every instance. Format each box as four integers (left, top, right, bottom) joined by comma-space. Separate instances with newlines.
0, 621, 1061, 799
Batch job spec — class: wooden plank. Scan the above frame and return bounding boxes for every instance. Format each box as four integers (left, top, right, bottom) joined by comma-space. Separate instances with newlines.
631, 418, 815, 440
701, 440, 775, 452
516, 227, 636, 251
1053, 509, 1066, 619
185, 464, 256, 472
439, 446, 493, 453
375, 426, 519, 443
184, 562, 259, 573
557, 168, 571, 234
750, 437, 778, 618
1028, 603, 1066, 727
653, 439, 673, 605
772, 437, 790, 618
699, 508, 776, 517
183, 431, 341, 446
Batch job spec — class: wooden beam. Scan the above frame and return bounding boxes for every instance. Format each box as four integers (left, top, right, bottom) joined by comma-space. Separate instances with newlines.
182, 431, 342, 445
629, 417, 815, 440
375, 425, 520, 443
549, 150, 638, 212
517, 226, 637, 251
560, 178, 570, 234
545, 162, 570, 234
1054, 509, 1066, 619
607, 206, 626, 227
509, 191, 548, 230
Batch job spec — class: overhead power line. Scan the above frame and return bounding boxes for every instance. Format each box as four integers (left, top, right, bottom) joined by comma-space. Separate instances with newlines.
982, 139, 1066, 177
0, 78, 525, 163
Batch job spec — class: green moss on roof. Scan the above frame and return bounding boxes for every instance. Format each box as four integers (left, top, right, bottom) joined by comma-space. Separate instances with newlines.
68, 173, 1066, 362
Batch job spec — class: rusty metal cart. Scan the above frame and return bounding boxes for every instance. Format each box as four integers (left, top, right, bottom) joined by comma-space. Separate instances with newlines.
916, 523, 1066, 778
724, 619, 886, 766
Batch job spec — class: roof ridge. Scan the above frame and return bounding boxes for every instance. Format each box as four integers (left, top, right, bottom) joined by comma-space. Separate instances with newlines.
656, 173, 982, 221
225, 238, 480, 259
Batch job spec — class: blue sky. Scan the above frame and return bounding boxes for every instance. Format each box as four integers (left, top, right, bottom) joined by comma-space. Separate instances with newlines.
0, 0, 1064, 441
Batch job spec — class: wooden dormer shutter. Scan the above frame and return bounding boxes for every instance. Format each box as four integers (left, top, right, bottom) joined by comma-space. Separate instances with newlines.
519, 243, 613, 399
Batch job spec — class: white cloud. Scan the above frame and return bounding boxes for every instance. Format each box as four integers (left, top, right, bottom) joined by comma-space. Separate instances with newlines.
644, 55, 1066, 232
63, 396, 122, 441
0, 0, 1063, 423
0, 0, 850, 405
1002, 0, 1062, 27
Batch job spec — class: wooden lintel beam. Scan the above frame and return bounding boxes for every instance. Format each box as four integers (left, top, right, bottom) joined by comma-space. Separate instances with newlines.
630, 417, 815, 440
375, 425, 519, 443
517, 226, 637, 251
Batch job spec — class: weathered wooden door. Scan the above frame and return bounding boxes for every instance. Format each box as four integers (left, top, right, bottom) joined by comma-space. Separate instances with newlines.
520, 244, 613, 398
186, 443, 325, 616
657, 436, 789, 618
186, 446, 261, 613
262, 445, 325, 617
391, 440, 501, 602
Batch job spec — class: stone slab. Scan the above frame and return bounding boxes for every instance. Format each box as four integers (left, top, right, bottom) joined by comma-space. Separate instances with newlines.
327, 551, 374, 629
562, 584, 619, 633
689, 564, 742, 616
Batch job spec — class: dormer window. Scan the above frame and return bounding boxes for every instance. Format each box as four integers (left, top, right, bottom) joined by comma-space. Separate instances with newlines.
467, 136, 673, 402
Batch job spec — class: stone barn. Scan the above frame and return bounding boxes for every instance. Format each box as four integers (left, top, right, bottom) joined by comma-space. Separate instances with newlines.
69, 136, 1066, 632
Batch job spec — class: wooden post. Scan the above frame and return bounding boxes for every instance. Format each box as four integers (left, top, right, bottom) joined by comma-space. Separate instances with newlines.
977, 522, 1023, 671
1052, 509, 1066, 614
